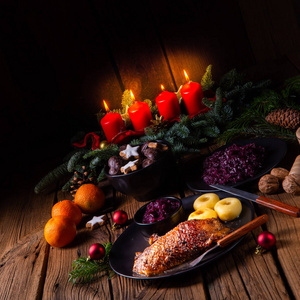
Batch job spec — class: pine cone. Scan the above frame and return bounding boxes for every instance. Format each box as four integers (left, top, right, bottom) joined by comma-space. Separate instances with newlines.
265, 108, 300, 130
70, 166, 97, 196
149, 115, 170, 133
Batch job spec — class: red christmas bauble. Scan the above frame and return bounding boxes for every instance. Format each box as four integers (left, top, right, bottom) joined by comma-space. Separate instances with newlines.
113, 210, 128, 225
89, 243, 106, 260
257, 231, 276, 250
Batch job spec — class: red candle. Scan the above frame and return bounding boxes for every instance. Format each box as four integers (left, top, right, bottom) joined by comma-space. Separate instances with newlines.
180, 81, 205, 115
180, 70, 205, 115
128, 101, 153, 131
101, 112, 126, 142
155, 87, 181, 120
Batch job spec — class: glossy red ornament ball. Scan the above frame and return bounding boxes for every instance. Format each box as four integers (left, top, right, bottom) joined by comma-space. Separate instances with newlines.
257, 231, 276, 250
113, 210, 128, 225
89, 243, 106, 260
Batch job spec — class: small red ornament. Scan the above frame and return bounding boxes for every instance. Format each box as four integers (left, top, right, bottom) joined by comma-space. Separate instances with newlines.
255, 231, 276, 254
112, 210, 128, 229
89, 243, 106, 260
257, 231, 276, 250
113, 210, 128, 225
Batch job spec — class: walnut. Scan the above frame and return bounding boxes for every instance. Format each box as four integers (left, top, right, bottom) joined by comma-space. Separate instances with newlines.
282, 174, 300, 195
296, 127, 300, 145
270, 167, 289, 182
258, 174, 280, 194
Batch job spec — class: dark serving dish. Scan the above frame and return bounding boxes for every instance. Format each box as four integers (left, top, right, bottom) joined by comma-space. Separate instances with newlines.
104, 140, 176, 201
183, 137, 287, 192
133, 197, 185, 237
109, 191, 254, 279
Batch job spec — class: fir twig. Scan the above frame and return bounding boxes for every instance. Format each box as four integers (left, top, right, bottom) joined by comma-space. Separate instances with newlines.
34, 162, 69, 194
69, 242, 114, 284
67, 150, 89, 172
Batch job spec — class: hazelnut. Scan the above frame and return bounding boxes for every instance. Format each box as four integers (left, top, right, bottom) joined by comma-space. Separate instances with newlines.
258, 174, 280, 194
270, 167, 289, 182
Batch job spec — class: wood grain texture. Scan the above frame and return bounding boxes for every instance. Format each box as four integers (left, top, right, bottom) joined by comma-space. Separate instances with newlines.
238, 0, 300, 63
0, 230, 48, 300
203, 232, 290, 299
256, 192, 300, 299
149, 0, 255, 87
90, 0, 175, 103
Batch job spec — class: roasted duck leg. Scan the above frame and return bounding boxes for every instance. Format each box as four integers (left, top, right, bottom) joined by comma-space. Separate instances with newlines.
133, 218, 231, 276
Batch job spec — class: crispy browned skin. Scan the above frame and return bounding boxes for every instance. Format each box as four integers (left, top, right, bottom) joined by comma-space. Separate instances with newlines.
133, 218, 230, 276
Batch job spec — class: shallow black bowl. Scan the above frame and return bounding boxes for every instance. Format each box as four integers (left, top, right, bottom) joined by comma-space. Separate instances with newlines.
133, 197, 185, 237
104, 140, 175, 201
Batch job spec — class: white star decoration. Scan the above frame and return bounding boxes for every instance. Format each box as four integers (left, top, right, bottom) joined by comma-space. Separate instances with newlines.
123, 159, 139, 169
121, 144, 140, 158
87, 215, 107, 227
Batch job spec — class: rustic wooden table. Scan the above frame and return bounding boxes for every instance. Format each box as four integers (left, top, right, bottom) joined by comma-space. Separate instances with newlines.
1, 142, 299, 300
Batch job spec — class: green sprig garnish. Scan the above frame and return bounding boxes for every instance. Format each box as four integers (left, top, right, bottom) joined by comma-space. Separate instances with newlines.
68, 242, 114, 284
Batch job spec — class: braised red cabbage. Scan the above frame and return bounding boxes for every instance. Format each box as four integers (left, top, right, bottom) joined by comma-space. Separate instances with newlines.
203, 143, 265, 185
142, 198, 180, 224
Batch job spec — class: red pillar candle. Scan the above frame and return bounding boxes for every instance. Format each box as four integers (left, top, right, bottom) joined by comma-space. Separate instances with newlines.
100, 113, 126, 142
180, 81, 206, 115
128, 101, 153, 131
155, 90, 181, 120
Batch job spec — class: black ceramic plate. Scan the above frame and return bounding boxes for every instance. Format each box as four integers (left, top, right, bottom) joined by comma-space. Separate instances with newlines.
109, 191, 254, 279
184, 138, 287, 192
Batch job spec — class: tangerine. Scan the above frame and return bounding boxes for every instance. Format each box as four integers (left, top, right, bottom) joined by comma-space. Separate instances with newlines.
44, 216, 76, 248
51, 200, 82, 225
74, 183, 105, 214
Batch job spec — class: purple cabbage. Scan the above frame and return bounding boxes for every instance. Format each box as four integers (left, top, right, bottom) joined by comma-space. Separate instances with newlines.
203, 143, 265, 185
142, 198, 180, 224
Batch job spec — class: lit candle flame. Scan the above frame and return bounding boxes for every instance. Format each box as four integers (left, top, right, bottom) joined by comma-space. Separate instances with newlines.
130, 90, 135, 101
103, 100, 110, 112
160, 84, 165, 91
183, 70, 190, 82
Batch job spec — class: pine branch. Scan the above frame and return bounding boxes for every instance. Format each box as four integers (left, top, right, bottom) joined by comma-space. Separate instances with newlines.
67, 150, 89, 172
83, 145, 119, 162
219, 68, 246, 91
34, 162, 69, 194
97, 167, 106, 182
213, 87, 223, 116
69, 242, 114, 284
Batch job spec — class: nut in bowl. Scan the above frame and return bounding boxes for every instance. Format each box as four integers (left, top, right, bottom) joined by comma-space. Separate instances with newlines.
134, 197, 185, 237
104, 140, 176, 201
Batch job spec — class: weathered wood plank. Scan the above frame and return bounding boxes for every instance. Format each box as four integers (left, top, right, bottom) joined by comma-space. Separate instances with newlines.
255, 192, 300, 299
16, 0, 123, 112
91, 0, 176, 103
0, 181, 55, 258
238, 0, 300, 63
42, 226, 112, 300
0, 230, 48, 300
149, 0, 255, 87
203, 230, 290, 299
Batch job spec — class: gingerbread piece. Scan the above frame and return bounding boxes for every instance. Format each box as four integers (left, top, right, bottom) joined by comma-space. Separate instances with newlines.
86, 215, 108, 230
141, 141, 150, 153
142, 158, 154, 168
121, 159, 140, 174
108, 156, 124, 175
143, 148, 162, 160
148, 142, 168, 151
120, 144, 140, 160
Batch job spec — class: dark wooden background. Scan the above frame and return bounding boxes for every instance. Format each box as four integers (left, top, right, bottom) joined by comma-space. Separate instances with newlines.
2, 0, 300, 178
